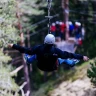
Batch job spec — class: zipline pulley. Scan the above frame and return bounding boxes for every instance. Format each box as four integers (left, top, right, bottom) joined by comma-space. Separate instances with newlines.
45, 0, 53, 34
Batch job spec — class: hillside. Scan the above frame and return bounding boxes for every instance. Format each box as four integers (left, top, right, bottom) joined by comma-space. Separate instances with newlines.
32, 60, 96, 96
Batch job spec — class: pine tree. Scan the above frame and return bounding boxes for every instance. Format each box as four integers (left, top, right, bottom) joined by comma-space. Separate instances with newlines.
87, 60, 96, 86
0, 0, 20, 95
0, 0, 20, 47
17, 0, 46, 32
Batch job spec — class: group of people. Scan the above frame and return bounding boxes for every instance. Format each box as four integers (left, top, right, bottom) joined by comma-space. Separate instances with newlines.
50, 21, 86, 46
50, 21, 66, 39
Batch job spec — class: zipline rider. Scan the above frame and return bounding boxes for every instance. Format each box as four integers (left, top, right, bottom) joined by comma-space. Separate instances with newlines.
8, 34, 89, 72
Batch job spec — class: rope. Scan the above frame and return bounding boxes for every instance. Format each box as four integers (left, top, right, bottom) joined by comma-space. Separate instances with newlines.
23, 13, 61, 38
24, 27, 48, 38
23, 13, 59, 32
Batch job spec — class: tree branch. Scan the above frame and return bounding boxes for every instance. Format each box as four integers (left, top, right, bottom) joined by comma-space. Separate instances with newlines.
10, 65, 24, 76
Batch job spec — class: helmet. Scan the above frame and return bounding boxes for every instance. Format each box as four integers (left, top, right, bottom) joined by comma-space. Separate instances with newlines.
75, 22, 81, 26
52, 23, 55, 26
44, 34, 55, 44
68, 21, 72, 25
56, 21, 59, 24
59, 21, 63, 25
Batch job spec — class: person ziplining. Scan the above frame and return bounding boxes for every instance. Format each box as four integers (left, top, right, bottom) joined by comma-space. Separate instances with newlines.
8, 34, 89, 72
22, 0, 80, 68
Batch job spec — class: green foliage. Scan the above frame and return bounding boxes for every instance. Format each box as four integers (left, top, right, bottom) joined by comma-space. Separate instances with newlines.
32, 69, 44, 89
87, 60, 96, 86
44, 84, 53, 95
0, 51, 20, 96
69, 1, 96, 59
0, 0, 20, 95
0, 0, 20, 47
19, 0, 46, 32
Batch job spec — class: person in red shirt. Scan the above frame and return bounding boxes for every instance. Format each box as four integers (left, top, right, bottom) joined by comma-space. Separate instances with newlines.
60, 22, 66, 33
59, 21, 66, 39
50, 23, 56, 36
78, 37, 83, 46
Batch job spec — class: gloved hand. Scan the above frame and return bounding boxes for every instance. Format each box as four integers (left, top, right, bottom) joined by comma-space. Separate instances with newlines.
83, 56, 89, 61
8, 43, 13, 48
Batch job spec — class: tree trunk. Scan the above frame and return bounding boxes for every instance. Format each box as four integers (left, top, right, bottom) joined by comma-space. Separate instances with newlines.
27, 30, 34, 91
16, 1, 31, 95
62, 0, 69, 40
20, 33, 31, 95
91, 1, 96, 23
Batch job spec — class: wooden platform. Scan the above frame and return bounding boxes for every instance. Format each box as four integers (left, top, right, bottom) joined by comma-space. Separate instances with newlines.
55, 37, 77, 53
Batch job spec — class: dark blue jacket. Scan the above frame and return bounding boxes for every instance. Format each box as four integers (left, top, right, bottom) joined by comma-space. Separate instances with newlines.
13, 44, 83, 72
